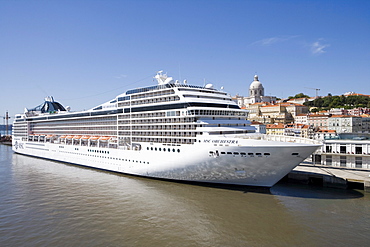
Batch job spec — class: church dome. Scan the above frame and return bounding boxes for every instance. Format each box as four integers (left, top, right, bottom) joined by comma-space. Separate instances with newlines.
250, 75, 263, 89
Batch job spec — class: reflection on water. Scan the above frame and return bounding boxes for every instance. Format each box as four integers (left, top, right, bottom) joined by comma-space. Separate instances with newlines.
1, 144, 369, 247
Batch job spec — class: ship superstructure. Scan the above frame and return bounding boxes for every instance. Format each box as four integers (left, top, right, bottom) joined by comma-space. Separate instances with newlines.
12, 71, 320, 187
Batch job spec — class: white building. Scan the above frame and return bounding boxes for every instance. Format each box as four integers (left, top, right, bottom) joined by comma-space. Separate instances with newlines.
235, 75, 276, 107
328, 115, 363, 133
318, 136, 370, 170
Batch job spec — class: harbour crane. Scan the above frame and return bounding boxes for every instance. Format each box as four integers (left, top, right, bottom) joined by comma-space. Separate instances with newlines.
304, 87, 320, 98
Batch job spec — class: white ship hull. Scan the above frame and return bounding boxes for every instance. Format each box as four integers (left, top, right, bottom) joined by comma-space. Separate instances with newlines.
12, 136, 319, 187
12, 71, 321, 187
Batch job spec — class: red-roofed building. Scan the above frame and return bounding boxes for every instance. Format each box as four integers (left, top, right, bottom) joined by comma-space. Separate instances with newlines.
307, 114, 330, 130
266, 123, 285, 135
314, 129, 337, 140
285, 123, 314, 139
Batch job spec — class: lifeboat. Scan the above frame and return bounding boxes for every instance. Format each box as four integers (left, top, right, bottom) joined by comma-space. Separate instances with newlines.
66, 135, 74, 139
73, 135, 82, 140
46, 135, 54, 138
99, 136, 111, 142
89, 136, 100, 141
60, 135, 66, 139
81, 136, 90, 141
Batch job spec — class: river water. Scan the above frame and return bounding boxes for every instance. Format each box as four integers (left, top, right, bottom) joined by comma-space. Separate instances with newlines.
1, 144, 369, 247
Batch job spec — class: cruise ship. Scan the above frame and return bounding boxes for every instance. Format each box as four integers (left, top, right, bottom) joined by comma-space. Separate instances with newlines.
12, 71, 320, 187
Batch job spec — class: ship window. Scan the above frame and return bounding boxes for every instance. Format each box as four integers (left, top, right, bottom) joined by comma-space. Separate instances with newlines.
256, 153, 262, 156
248, 153, 253, 156
264, 153, 270, 156
227, 152, 232, 155
233, 152, 239, 155
292, 153, 299, 156
240, 152, 246, 156
177, 149, 180, 153
221, 152, 226, 154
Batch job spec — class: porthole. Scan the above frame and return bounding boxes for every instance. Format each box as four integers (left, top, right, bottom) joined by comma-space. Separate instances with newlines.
177, 149, 180, 153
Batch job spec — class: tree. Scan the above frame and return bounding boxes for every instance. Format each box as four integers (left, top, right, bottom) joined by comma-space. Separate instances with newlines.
289, 93, 310, 99
310, 108, 319, 113
304, 95, 370, 110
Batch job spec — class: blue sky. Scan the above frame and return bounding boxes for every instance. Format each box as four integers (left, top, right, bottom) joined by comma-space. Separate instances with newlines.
1, 0, 370, 119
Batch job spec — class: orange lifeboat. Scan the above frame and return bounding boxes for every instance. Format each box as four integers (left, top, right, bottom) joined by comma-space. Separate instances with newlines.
73, 135, 82, 140
60, 135, 67, 139
99, 136, 111, 142
81, 136, 90, 140
66, 135, 74, 139
89, 136, 100, 141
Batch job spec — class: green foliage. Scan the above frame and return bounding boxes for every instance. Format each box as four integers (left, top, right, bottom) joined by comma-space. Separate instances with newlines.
304, 95, 370, 110
310, 108, 319, 113
288, 93, 310, 99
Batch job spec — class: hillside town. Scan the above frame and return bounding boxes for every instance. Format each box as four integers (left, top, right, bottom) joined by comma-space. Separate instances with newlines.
234, 75, 370, 139
234, 75, 370, 174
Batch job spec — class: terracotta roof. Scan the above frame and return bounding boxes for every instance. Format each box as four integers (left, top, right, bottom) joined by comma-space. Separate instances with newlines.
308, 114, 329, 117
330, 115, 360, 118
251, 121, 264, 124
317, 129, 336, 133
266, 123, 285, 129
345, 93, 370, 97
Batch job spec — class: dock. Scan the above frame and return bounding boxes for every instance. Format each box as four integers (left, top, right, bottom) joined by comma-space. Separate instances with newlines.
288, 162, 370, 192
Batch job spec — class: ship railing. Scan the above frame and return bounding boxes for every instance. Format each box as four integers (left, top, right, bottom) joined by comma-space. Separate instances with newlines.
240, 134, 322, 145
